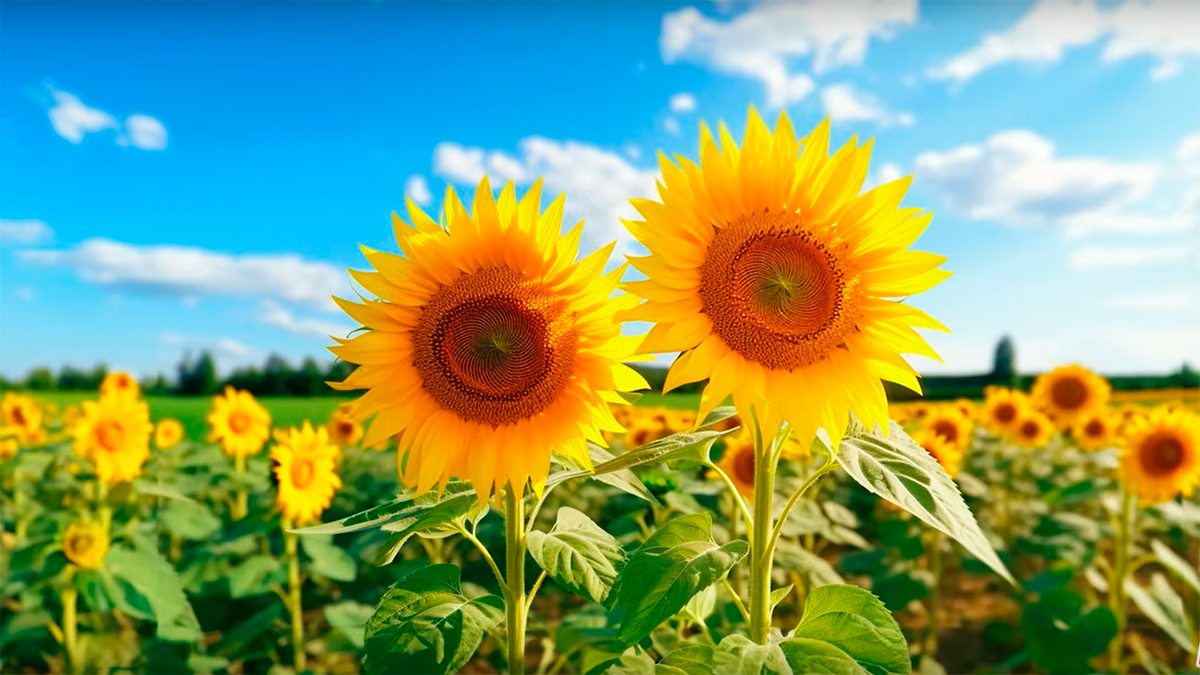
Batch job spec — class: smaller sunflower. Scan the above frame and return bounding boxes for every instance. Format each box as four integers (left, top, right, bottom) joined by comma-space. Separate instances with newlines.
981, 387, 1028, 436
667, 409, 698, 433
208, 387, 271, 458
155, 419, 184, 450
271, 422, 342, 524
100, 372, 141, 400
924, 406, 974, 451
911, 428, 963, 477
1072, 410, 1115, 451
953, 398, 976, 420
73, 395, 152, 485
1012, 411, 1055, 448
1032, 365, 1110, 427
0, 434, 17, 461
714, 436, 756, 497
63, 521, 110, 569
624, 421, 663, 449
2, 392, 43, 445
326, 404, 364, 447
1119, 408, 1200, 503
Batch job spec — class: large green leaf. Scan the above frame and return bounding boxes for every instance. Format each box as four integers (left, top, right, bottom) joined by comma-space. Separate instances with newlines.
528, 507, 627, 604
714, 634, 792, 674
296, 480, 475, 535
105, 545, 201, 642
613, 513, 748, 644
831, 417, 1015, 586
325, 601, 374, 649
301, 535, 358, 582
363, 564, 504, 675
789, 584, 910, 675
658, 644, 715, 675
228, 555, 287, 598
159, 501, 221, 540
374, 491, 488, 565
779, 638, 869, 675
1125, 573, 1195, 651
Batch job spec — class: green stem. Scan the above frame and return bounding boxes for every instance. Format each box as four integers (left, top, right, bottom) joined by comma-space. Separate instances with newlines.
504, 486, 528, 675
708, 462, 754, 526
768, 461, 837, 553
458, 524, 508, 593
721, 577, 750, 624
232, 454, 248, 521
1107, 488, 1135, 675
285, 527, 305, 672
925, 531, 943, 658
62, 568, 79, 675
748, 418, 777, 645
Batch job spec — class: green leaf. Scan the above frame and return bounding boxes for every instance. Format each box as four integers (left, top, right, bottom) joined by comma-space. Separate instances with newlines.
363, 564, 504, 675
301, 535, 358, 582
373, 491, 487, 565
713, 634, 792, 675
296, 480, 475, 535
773, 541, 844, 588
528, 507, 627, 604
105, 545, 201, 642
159, 501, 221, 540
779, 638, 869, 675
584, 444, 659, 504
1125, 573, 1194, 651
132, 481, 196, 503
603, 649, 657, 675
613, 513, 748, 645
769, 585, 794, 614
324, 601, 374, 650
1150, 539, 1200, 593
831, 417, 1015, 586
228, 555, 287, 598
658, 643, 715, 675
790, 584, 910, 675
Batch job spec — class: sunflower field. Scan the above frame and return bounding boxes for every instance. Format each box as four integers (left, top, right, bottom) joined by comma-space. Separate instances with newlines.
2, 114, 1199, 675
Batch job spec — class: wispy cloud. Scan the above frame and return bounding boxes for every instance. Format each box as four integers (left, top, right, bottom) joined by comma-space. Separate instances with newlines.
404, 174, 433, 206
41, 86, 168, 150
0, 218, 54, 246
259, 300, 353, 339
821, 83, 914, 127
1107, 291, 1195, 310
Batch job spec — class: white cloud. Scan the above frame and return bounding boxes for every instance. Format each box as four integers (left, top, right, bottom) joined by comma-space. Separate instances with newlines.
1179, 132, 1200, 170
47, 88, 118, 143
215, 337, 253, 357
0, 218, 54, 245
914, 130, 1157, 225
663, 116, 683, 136
1067, 243, 1194, 269
259, 300, 353, 339
404, 174, 433, 206
123, 114, 168, 151
431, 137, 657, 251
19, 238, 349, 312
1107, 291, 1194, 310
661, 0, 917, 107
820, 83, 914, 127
865, 162, 904, 190
669, 92, 697, 113
13, 286, 36, 301
929, 0, 1200, 84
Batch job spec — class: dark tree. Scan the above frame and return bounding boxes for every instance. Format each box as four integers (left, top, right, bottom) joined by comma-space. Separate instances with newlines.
992, 336, 1016, 386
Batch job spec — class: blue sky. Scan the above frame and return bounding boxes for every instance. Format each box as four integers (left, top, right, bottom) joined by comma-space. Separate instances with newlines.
2, 0, 1198, 380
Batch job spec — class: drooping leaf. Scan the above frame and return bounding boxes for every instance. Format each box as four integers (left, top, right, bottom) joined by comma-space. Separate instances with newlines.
789, 584, 910, 675
831, 417, 1015, 586
301, 535, 358, 582
1125, 573, 1194, 651
373, 491, 487, 565
296, 480, 475, 535
528, 507, 627, 604
713, 634, 792, 675
613, 513, 748, 644
363, 564, 504, 675
105, 544, 201, 642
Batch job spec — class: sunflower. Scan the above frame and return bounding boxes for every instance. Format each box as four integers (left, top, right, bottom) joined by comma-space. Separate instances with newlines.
1032, 365, 1110, 428
911, 428, 962, 477
100, 372, 141, 400
155, 418, 184, 450
329, 178, 648, 499
271, 422, 342, 524
0, 435, 17, 461
208, 387, 272, 458
714, 435, 757, 497
326, 404, 364, 447
623, 420, 663, 450
1119, 408, 1200, 503
981, 387, 1028, 436
2, 392, 43, 444
1072, 409, 1115, 451
924, 406, 974, 451
63, 521, 109, 569
623, 110, 947, 449
1012, 411, 1054, 448
73, 395, 152, 485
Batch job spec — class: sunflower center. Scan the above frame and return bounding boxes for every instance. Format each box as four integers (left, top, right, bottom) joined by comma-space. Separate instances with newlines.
1020, 420, 1039, 439
96, 421, 125, 452
1140, 433, 1185, 476
732, 447, 756, 488
337, 420, 355, 437
700, 212, 858, 371
68, 533, 94, 557
229, 412, 250, 434
931, 419, 960, 445
414, 266, 578, 427
1084, 420, 1105, 438
1050, 377, 1088, 410
993, 403, 1017, 424
12, 407, 27, 426
291, 458, 316, 489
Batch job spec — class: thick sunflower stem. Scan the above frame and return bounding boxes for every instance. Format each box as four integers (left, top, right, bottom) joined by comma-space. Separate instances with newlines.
504, 487, 528, 675
284, 525, 306, 672
232, 453, 248, 521
61, 568, 79, 675
748, 426, 777, 645
1107, 489, 1135, 675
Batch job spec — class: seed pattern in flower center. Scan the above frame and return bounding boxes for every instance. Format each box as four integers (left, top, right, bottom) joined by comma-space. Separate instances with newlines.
229, 412, 250, 434
931, 419, 961, 446
1141, 433, 1186, 476
96, 421, 125, 452
993, 403, 1017, 424
291, 458, 316, 488
1050, 378, 1088, 410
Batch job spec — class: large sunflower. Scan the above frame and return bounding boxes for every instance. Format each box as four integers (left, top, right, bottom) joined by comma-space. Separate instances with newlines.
73, 395, 152, 485
2, 392, 43, 445
1032, 365, 1110, 427
981, 387, 1028, 436
271, 422, 342, 524
208, 387, 272, 458
623, 111, 948, 448
1119, 408, 1200, 503
330, 178, 647, 499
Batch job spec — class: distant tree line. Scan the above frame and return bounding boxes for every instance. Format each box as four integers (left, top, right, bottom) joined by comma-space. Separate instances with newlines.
0, 352, 357, 398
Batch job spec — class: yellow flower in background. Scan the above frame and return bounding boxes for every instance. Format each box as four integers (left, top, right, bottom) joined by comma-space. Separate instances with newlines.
623, 110, 948, 449
155, 418, 184, 450
1072, 409, 1115, 451
911, 428, 963, 477
63, 521, 110, 569
1119, 408, 1200, 503
0, 434, 17, 461
715, 435, 757, 497
271, 422, 343, 524
208, 387, 271, 458
100, 372, 141, 400
2, 392, 44, 444
981, 387, 1028, 436
623, 420, 663, 449
953, 398, 976, 420
326, 404, 364, 447
1032, 365, 1110, 428
667, 409, 697, 433
924, 406, 974, 451
329, 178, 648, 499
1012, 411, 1055, 448
73, 395, 152, 485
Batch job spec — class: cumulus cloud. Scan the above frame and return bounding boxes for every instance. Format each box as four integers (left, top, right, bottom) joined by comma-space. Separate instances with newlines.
668, 92, 697, 113
864, 162, 905, 190
0, 218, 54, 245
431, 137, 657, 251
19, 238, 349, 312
928, 0, 1200, 84
404, 174, 433, 206
259, 300, 353, 339
43, 86, 168, 150
821, 83, 914, 126
913, 129, 1157, 225
661, 0, 917, 107
122, 114, 168, 151
1067, 243, 1194, 269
